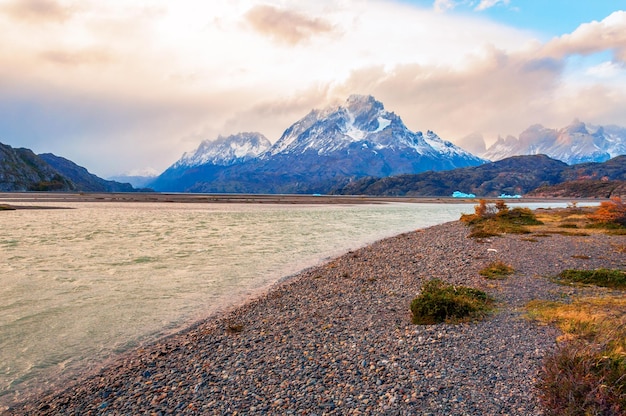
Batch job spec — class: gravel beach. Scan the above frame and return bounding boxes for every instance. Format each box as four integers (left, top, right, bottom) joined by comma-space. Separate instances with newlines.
5, 220, 625, 415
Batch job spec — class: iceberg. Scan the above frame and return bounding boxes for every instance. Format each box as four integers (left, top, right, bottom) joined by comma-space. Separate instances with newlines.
452, 191, 476, 198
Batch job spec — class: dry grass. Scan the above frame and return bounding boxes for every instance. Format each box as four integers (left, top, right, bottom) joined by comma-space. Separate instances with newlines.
527, 296, 626, 415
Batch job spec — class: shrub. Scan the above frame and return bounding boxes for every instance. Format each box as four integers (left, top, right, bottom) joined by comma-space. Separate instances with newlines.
479, 261, 514, 280
554, 269, 626, 290
410, 279, 494, 325
539, 341, 626, 416
461, 201, 543, 238
587, 197, 626, 227
528, 296, 626, 415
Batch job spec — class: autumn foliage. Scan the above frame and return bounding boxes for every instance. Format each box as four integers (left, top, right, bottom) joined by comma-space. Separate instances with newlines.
588, 197, 626, 226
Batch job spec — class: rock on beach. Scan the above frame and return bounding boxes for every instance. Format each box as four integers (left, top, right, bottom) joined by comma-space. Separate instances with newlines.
4, 221, 625, 415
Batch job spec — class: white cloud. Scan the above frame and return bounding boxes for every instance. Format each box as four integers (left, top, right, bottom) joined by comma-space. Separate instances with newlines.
474, 0, 509, 12
433, 0, 457, 13
586, 61, 624, 79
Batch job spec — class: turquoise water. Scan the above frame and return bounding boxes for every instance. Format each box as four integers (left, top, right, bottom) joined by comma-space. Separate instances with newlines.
0, 201, 575, 405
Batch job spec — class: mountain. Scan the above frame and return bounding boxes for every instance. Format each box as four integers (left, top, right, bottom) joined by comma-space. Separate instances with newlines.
482, 120, 626, 164
0, 143, 74, 191
39, 154, 137, 192
108, 174, 156, 189
0, 141, 141, 192
527, 180, 626, 199
153, 95, 486, 193
331, 154, 626, 197
149, 132, 271, 191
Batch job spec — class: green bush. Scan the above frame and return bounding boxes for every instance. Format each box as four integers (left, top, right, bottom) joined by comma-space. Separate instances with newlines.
554, 269, 626, 290
410, 279, 494, 325
479, 261, 514, 280
461, 201, 543, 238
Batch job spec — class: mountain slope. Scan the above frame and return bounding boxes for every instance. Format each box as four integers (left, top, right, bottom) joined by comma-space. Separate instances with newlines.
167, 95, 485, 193
149, 132, 271, 191
0, 141, 141, 192
331, 154, 626, 197
0, 143, 75, 191
483, 120, 625, 164
39, 153, 136, 192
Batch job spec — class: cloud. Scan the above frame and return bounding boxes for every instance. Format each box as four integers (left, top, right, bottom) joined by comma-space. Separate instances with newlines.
433, 0, 457, 13
244, 4, 336, 45
543, 11, 626, 62
0, 0, 74, 23
586, 61, 624, 79
38, 48, 112, 67
474, 0, 509, 12
328, 45, 567, 142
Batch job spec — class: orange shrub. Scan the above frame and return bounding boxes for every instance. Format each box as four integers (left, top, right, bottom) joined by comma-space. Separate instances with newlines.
588, 197, 626, 226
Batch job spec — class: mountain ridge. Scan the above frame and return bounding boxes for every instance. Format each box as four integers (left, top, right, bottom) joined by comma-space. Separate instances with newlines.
151, 95, 486, 193
482, 120, 625, 164
0, 142, 142, 192
331, 154, 626, 197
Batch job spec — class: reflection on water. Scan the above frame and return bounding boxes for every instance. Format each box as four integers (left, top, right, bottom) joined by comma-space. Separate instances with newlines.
0, 201, 575, 404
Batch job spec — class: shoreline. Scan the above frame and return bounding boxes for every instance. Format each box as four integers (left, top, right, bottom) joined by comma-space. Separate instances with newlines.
4, 218, 624, 415
0, 191, 605, 209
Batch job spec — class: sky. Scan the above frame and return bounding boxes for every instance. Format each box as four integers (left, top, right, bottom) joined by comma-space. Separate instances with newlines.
0, 0, 625, 177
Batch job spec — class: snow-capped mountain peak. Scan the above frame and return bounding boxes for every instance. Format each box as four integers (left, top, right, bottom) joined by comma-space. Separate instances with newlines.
173, 132, 271, 169
483, 119, 624, 164
151, 94, 487, 193
266, 95, 433, 157
261, 94, 484, 173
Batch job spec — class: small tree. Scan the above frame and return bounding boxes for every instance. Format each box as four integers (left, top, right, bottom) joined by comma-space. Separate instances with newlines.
588, 197, 626, 226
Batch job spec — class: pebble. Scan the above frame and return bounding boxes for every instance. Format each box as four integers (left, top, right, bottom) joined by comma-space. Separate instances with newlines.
4, 221, 624, 415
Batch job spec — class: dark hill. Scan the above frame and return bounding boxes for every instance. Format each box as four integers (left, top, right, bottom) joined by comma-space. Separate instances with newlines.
0, 143, 74, 191
39, 153, 136, 192
331, 154, 570, 197
0, 142, 142, 192
527, 180, 626, 199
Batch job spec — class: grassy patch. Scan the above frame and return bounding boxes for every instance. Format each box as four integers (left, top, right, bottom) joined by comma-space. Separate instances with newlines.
607, 228, 626, 236
552, 268, 626, 290
461, 200, 543, 238
527, 296, 626, 415
533, 206, 625, 236
410, 279, 494, 325
479, 261, 515, 280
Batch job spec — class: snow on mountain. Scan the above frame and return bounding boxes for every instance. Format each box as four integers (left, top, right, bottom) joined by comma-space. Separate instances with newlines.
152, 95, 486, 193
265, 94, 482, 164
483, 120, 625, 164
173, 132, 271, 169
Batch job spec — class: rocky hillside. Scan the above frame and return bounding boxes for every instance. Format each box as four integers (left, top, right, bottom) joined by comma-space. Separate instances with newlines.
526, 180, 626, 199
331, 155, 626, 197
0, 142, 139, 192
